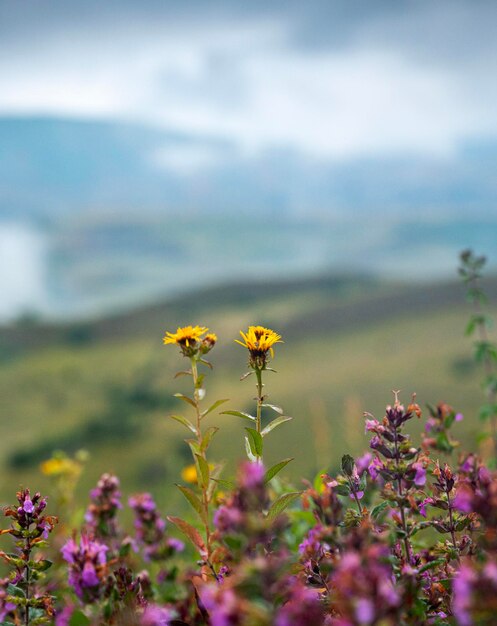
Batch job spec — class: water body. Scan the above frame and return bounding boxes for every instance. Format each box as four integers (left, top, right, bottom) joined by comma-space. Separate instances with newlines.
0, 222, 49, 320
1, 214, 496, 323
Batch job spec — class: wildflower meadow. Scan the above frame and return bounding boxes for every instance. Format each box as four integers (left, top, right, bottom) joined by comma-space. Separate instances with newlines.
2, 250, 497, 626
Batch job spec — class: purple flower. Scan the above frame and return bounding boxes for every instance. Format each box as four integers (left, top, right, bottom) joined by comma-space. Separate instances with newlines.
453, 564, 475, 626
55, 604, 75, 626
213, 505, 243, 533
140, 604, 174, 625
166, 537, 185, 553
81, 562, 99, 587
484, 561, 497, 584
0, 577, 16, 623
61, 534, 108, 602
419, 497, 435, 518
368, 456, 383, 480
129, 492, 173, 561
355, 453, 372, 476
200, 585, 241, 626
275, 583, 324, 626
23, 499, 34, 514
453, 487, 473, 514
85, 473, 122, 540
238, 461, 265, 489
355, 598, 374, 624
412, 463, 427, 487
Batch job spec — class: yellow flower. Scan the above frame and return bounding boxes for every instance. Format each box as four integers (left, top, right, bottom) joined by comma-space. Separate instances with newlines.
181, 464, 199, 483
40, 456, 80, 478
163, 325, 218, 357
181, 463, 216, 484
200, 333, 217, 354
163, 325, 208, 347
235, 325, 282, 366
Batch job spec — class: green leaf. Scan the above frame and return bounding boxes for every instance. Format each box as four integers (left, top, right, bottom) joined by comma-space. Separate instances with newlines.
7, 584, 24, 598
261, 415, 292, 436
167, 516, 207, 557
244, 436, 257, 462
185, 438, 201, 456
245, 428, 263, 457
264, 458, 293, 483
174, 392, 197, 408
67, 612, 90, 626
176, 485, 206, 523
202, 398, 230, 418
221, 410, 256, 421
195, 454, 210, 488
34, 559, 52, 572
262, 403, 283, 414
418, 558, 447, 574
174, 369, 192, 379
477, 430, 491, 443
207, 462, 225, 500
479, 404, 497, 421
169, 414, 197, 434
212, 478, 234, 489
267, 491, 302, 521
341, 454, 355, 477
333, 484, 350, 496
68, 611, 91, 626
371, 501, 389, 519
119, 541, 132, 558
435, 431, 453, 453
474, 341, 497, 364
200, 426, 219, 452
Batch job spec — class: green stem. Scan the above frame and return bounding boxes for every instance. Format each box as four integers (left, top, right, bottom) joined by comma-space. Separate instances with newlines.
393, 428, 412, 563
468, 272, 497, 459
255, 367, 263, 462
347, 479, 363, 515
446, 490, 460, 560
24, 538, 31, 626
190, 357, 213, 568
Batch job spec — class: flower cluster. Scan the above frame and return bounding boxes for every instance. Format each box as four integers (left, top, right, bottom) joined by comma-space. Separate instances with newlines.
129, 492, 184, 561
328, 541, 402, 625
0, 490, 57, 623
422, 401, 463, 454
61, 534, 109, 602
163, 325, 216, 357
213, 461, 272, 548
85, 473, 122, 541
9, 299, 497, 625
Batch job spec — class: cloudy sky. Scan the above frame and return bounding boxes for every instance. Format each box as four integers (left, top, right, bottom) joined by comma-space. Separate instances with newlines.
1, 0, 497, 167
1, 1, 497, 318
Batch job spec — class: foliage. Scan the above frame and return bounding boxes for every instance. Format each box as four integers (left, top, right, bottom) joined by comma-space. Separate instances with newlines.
1, 253, 497, 624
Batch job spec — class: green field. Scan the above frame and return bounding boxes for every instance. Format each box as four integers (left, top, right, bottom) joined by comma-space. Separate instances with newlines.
0, 274, 495, 513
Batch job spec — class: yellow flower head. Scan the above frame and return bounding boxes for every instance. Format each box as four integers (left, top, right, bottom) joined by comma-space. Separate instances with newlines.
40, 456, 81, 478
181, 463, 216, 484
163, 325, 209, 356
235, 325, 282, 368
181, 464, 199, 484
200, 333, 217, 354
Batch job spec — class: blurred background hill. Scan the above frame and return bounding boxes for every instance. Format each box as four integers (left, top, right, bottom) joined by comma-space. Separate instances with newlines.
1, 0, 497, 508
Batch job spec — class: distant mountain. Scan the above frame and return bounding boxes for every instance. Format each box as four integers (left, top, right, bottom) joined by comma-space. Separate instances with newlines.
2, 115, 497, 321
2, 116, 497, 220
